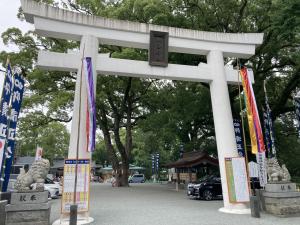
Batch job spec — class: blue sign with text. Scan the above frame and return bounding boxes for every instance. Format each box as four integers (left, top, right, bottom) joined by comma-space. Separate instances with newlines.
0, 64, 13, 176
233, 119, 245, 157
2, 73, 25, 191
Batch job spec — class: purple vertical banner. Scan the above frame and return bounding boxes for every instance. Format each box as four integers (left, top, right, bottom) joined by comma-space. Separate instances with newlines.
84, 57, 96, 152
0, 64, 13, 177
2, 72, 25, 192
233, 119, 245, 157
295, 97, 300, 138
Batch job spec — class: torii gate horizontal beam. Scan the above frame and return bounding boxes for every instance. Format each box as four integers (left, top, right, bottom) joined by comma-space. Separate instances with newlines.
21, 0, 263, 58
37, 51, 254, 84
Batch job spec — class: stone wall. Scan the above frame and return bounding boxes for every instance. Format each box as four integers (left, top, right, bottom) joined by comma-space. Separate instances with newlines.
262, 183, 300, 217
5, 191, 50, 225
0, 200, 7, 225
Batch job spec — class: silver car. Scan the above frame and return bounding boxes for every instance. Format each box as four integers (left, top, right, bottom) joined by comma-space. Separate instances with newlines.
8, 178, 59, 199
128, 174, 145, 183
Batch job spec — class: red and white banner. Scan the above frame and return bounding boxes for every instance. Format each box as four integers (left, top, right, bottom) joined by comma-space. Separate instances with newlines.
0, 138, 5, 171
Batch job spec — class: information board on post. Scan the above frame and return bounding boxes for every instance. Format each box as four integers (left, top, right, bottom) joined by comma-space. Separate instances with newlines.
61, 159, 90, 214
225, 157, 250, 203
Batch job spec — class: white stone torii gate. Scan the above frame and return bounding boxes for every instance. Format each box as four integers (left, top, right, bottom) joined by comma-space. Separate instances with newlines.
21, 0, 263, 214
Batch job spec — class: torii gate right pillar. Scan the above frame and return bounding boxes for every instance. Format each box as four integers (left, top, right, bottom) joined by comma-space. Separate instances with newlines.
208, 50, 249, 213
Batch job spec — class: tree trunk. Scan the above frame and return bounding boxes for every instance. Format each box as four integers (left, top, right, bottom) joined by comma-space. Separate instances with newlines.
97, 78, 134, 187
119, 160, 129, 187
98, 107, 122, 186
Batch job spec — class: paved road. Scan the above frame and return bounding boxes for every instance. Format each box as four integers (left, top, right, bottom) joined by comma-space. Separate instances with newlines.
50, 183, 300, 225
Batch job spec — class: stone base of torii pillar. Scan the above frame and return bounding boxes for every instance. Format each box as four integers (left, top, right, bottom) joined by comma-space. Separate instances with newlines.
52, 217, 94, 225
219, 207, 251, 214
52, 209, 94, 225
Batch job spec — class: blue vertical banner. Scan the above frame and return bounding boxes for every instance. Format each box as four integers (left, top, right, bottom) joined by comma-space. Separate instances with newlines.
156, 153, 160, 172
263, 111, 272, 156
233, 119, 245, 157
295, 96, 300, 138
2, 72, 25, 192
179, 144, 184, 158
263, 81, 276, 157
151, 153, 160, 176
0, 63, 13, 177
263, 109, 276, 157
151, 154, 155, 175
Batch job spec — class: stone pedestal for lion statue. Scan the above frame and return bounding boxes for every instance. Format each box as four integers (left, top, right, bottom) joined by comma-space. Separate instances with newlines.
5, 158, 51, 225
262, 157, 300, 217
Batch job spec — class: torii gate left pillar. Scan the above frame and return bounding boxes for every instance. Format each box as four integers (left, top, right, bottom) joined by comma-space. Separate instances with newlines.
68, 35, 98, 159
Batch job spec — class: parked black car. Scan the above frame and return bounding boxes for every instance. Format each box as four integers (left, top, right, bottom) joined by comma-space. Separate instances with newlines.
187, 175, 222, 200
187, 175, 261, 201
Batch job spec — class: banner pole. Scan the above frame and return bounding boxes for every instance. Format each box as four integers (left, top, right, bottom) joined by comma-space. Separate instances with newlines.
69, 45, 86, 225
295, 90, 300, 139
237, 61, 252, 196
73, 44, 86, 206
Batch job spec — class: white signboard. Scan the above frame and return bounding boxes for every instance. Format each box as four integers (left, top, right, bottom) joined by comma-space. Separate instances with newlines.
256, 152, 267, 187
225, 157, 250, 203
248, 161, 259, 178
62, 159, 90, 213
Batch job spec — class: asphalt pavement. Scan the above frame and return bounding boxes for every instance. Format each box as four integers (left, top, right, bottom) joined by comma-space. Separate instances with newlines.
50, 183, 300, 225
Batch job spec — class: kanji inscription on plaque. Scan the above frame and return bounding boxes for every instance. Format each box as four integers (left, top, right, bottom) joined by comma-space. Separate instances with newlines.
149, 31, 169, 67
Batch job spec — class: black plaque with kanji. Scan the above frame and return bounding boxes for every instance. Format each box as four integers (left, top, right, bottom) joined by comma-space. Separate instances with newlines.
149, 31, 169, 67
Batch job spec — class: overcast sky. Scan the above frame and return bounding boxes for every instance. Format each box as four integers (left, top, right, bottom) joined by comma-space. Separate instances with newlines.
0, 1, 73, 131
0, 0, 33, 88
0, 0, 33, 52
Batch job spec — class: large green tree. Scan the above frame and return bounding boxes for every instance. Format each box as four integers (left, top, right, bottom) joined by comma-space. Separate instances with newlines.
16, 113, 70, 163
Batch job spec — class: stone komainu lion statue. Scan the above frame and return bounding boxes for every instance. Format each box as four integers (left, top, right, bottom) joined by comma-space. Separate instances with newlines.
266, 157, 291, 183
15, 158, 50, 192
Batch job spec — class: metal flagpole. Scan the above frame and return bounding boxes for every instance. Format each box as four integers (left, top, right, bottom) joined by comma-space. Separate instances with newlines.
237, 60, 252, 195
70, 45, 86, 225
295, 89, 300, 139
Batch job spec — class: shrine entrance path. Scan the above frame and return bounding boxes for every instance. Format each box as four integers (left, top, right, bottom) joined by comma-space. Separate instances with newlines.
50, 183, 300, 225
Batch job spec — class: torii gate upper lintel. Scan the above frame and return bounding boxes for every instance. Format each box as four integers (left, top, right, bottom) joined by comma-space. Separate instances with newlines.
21, 0, 263, 215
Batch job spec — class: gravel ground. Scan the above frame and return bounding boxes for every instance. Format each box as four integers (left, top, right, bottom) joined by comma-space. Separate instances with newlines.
50, 183, 300, 225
